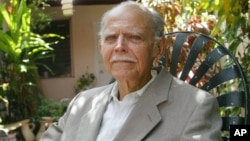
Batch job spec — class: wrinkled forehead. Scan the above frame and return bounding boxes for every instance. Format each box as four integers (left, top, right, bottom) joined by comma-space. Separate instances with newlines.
109, 3, 150, 16
101, 3, 153, 31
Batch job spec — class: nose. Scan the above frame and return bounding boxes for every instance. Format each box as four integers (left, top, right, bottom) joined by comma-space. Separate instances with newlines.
115, 34, 127, 52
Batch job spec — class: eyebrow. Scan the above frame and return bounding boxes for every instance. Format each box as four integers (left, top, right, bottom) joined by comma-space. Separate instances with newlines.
103, 29, 144, 36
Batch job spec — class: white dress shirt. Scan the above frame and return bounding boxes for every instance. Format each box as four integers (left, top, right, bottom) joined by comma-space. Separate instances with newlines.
96, 74, 156, 141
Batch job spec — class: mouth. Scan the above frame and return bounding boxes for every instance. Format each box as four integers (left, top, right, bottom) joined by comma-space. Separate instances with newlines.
110, 56, 137, 63
112, 60, 134, 64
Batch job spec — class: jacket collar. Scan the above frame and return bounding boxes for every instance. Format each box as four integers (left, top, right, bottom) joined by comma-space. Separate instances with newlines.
75, 85, 113, 141
113, 69, 173, 141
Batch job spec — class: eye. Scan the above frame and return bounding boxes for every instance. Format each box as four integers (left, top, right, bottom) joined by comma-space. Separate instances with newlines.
104, 35, 117, 43
128, 35, 142, 43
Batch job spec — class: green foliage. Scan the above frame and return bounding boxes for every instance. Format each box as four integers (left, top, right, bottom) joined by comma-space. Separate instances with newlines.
75, 72, 96, 93
34, 97, 65, 122
27, 0, 52, 31
0, 0, 63, 122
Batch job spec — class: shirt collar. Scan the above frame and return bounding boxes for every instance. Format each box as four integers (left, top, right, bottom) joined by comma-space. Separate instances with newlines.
109, 70, 157, 102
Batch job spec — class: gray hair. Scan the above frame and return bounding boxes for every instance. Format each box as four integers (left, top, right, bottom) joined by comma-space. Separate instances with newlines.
99, 1, 164, 43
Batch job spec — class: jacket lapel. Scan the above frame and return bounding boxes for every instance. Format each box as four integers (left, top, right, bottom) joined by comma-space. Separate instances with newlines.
114, 70, 173, 141
75, 85, 114, 141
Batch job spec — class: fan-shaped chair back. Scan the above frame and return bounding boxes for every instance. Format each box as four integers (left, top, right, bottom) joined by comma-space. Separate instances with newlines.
162, 31, 249, 141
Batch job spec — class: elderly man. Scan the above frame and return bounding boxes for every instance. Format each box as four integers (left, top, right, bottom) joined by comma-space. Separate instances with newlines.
40, 1, 222, 141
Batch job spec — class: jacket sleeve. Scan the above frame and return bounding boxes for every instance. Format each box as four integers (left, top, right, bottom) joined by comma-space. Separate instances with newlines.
181, 95, 223, 141
39, 122, 63, 141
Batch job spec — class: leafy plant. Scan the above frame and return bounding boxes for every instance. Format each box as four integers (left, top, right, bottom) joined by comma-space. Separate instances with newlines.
75, 72, 96, 93
27, 0, 52, 31
0, 0, 63, 123
34, 97, 65, 122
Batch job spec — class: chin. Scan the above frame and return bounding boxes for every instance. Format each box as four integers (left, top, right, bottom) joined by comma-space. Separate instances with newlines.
112, 73, 134, 81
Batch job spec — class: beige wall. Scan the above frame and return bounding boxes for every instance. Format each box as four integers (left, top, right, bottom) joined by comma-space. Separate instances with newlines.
41, 5, 114, 100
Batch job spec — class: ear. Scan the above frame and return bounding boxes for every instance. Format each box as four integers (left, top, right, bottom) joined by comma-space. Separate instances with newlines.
154, 37, 166, 61
98, 40, 103, 55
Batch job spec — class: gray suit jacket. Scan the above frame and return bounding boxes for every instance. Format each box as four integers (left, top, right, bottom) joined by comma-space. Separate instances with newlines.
40, 70, 222, 141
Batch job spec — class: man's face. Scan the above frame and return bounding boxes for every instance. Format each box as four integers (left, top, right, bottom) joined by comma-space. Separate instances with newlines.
99, 7, 159, 81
